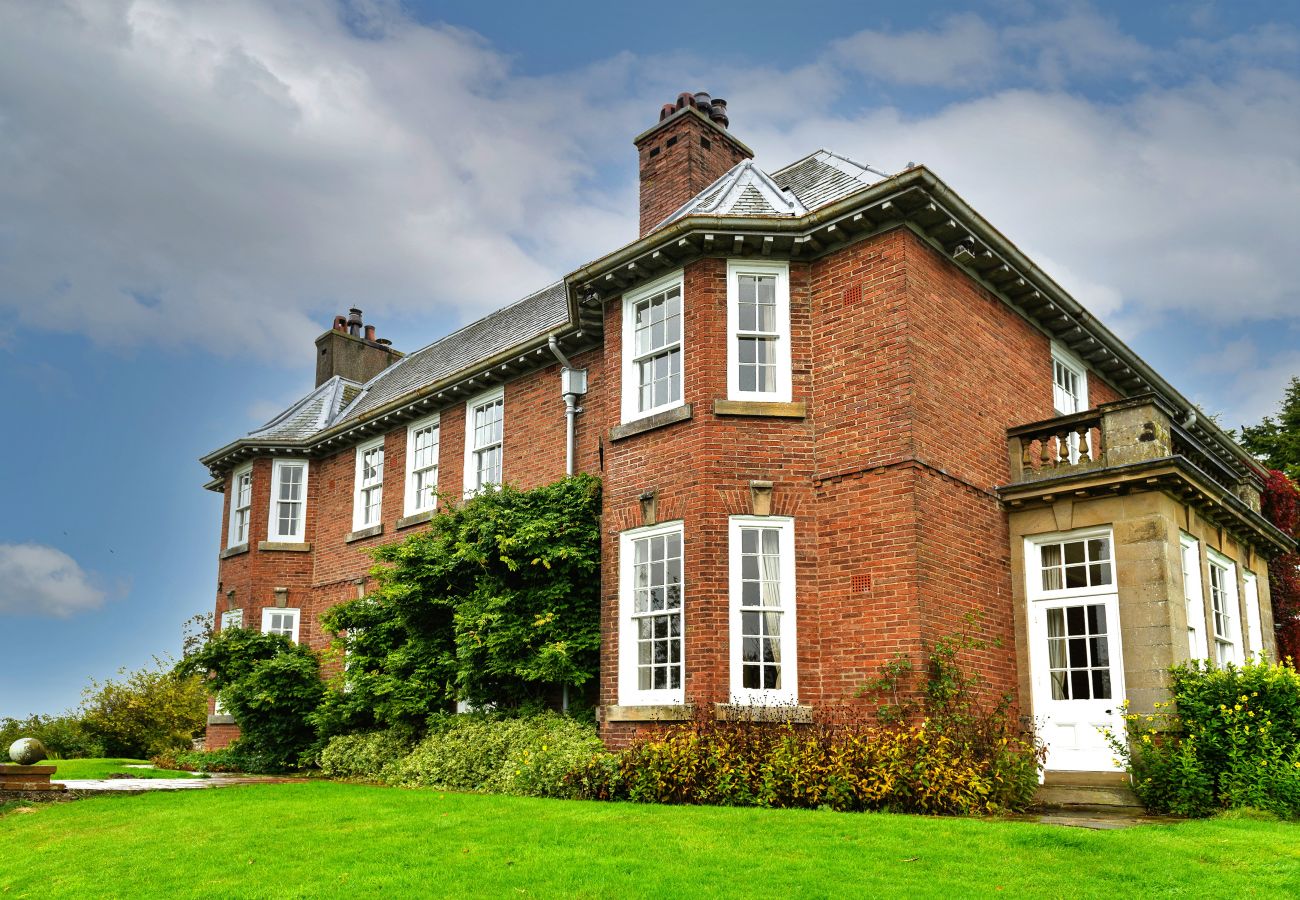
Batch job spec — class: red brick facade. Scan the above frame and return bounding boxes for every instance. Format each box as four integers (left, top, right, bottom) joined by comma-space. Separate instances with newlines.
206, 98, 1271, 757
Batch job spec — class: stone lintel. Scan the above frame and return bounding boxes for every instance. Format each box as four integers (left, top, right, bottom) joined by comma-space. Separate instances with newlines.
712, 399, 807, 418
396, 511, 435, 530
257, 541, 312, 553
608, 404, 693, 442
602, 704, 693, 722
345, 524, 384, 543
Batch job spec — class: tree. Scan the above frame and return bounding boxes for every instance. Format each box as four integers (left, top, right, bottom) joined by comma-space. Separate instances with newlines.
177, 628, 323, 771
79, 658, 208, 758
1239, 376, 1300, 483
315, 475, 602, 737
1260, 471, 1300, 660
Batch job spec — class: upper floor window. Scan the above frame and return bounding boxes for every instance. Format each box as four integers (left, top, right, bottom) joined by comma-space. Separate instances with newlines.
729, 516, 797, 703
261, 607, 300, 644
727, 261, 791, 402
219, 608, 243, 632
1051, 343, 1089, 415
1243, 571, 1263, 659
621, 272, 683, 422
1208, 550, 1241, 666
268, 459, 307, 542
227, 464, 252, 548
464, 387, 504, 496
353, 439, 384, 530
1180, 533, 1209, 661
619, 521, 684, 705
404, 415, 440, 516
1036, 534, 1112, 594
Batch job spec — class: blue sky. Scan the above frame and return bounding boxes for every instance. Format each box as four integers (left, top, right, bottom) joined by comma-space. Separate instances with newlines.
2, 0, 1298, 718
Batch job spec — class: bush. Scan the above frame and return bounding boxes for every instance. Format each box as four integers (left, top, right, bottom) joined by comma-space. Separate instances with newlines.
0, 714, 102, 760
569, 706, 1040, 815
1111, 659, 1300, 818
78, 659, 208, 758
152, 747, 256, 774
317, 727, 419, 780
176, 628, 324, 772
384, 713, 602, 799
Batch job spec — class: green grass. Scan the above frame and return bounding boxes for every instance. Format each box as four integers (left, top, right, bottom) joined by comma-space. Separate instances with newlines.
12, 758, 205, 780
2, 782, 1298, 898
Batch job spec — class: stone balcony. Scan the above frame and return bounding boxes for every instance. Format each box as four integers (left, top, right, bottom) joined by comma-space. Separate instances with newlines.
999, 394, 1290, 555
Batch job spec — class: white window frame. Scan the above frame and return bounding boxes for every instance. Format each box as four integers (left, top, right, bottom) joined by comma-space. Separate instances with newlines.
1180, 533, 1209, 662
1207, 548, 1241, 667
618, 520, 686, 706
1028, 527, 1116, 601
261, 607, 301, 644
227, 464, 253, 548
620, 270, 685, 424
352, 438, 385, 530
404, 414, 440, 516
1051, 342, 1089, 415
1243, 570, 1263, 659
728, 516, 798, 704
266, 459, 308, 542
727, 260, 792, 403
463, 386, 505, 497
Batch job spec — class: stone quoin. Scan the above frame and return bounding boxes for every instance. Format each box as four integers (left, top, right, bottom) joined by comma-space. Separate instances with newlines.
198, 92, 1295, 776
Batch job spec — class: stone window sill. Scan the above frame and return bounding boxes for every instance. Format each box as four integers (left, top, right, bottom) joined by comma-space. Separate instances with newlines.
257, 541, 311, 553
713, 399, 807, 418
713, 703, 813, 723
601, 704, 694, 723
608, 404, 693, 442
345, 524, 384, 543
220, 543, 249, 559
207, 714, 236, 726
396, 511, 434, 530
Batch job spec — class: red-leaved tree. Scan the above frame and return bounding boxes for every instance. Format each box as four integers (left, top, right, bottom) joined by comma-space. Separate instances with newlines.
1261, 470, 1300, 660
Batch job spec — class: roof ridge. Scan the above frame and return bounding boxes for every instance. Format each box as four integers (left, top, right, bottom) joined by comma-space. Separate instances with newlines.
247, 377, 339, 438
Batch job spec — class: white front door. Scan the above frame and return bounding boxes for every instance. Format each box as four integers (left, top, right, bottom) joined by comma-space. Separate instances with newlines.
1027, 530, 1125, 772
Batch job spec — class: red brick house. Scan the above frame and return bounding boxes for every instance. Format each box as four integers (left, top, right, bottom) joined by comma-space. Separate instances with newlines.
201, 92, 1294, 776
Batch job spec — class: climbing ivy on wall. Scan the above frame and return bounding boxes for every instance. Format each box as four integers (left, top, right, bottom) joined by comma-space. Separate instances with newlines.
313, 474, 603, 738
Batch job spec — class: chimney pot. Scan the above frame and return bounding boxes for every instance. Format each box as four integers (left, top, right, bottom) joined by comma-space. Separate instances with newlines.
347, 307, 363, 337
693, 92, 712, 111
709, 98, 729, 128
333, 315, 347, 332
660, 103, 676, 121
376, 338, 392, 347
364, 324, 376, 342
676, 91, 693, 110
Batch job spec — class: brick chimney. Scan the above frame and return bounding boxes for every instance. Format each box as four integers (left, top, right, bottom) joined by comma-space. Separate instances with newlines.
635, 91, 753, 237
314, 308, 402, 387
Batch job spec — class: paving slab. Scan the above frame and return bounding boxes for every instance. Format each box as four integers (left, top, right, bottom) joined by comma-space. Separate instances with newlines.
55, 776, 295, 793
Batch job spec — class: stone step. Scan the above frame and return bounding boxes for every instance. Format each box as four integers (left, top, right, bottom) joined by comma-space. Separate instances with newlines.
1042, 770, 1131, 788
1035, 781, 1143, 811
0, 781, 66, 791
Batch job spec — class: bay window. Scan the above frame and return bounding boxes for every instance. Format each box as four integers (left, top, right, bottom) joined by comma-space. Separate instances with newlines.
268, 459, 307, 542
729, 516, 797, 703
621, 272, 684, 422
727, 261, 791, 402
227, 464, 252, 547
1207, 550, 1241, 667
619, 521, 684, 704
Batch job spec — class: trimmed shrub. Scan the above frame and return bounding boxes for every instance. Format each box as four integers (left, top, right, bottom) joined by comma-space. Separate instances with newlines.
0, 714, 102, 760
1111, 659, 1300, 818
153, 747, 253, 774
384, 713, 602, 799
317, 727, 419, 780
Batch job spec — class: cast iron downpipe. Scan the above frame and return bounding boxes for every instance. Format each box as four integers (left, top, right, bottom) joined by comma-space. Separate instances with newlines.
548, 335, 588, 712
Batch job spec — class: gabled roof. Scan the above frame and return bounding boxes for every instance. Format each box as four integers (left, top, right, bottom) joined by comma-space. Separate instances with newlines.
246, 375, 361, 442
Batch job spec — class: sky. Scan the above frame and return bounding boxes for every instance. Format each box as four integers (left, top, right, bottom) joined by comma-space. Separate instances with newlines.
1, 0, 1298, 718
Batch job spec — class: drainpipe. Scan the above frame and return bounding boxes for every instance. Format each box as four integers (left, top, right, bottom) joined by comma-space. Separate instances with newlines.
547, 336, 587, 478
548, 335, 588, 714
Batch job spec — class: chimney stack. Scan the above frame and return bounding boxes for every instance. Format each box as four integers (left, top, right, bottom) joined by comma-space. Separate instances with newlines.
634, 90, 753, 236
315, 309, 402, 387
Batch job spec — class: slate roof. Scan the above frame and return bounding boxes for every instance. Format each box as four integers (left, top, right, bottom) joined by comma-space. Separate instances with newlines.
232, 281, 569, 449
246, 375, 360, 442
655, 150, 887, 229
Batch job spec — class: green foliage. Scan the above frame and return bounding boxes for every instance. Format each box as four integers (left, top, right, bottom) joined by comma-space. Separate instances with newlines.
570, 705, 1040, 815
77, 658, 208, 758
317, 726, 419, 780
1238, 376, 1300, 483
152, 747, 256, 774
315, 475, 602, 735
383, 713, 602, 799
0, 714, 101, 760
573, 632, 1043, 816
177, 628, 324, 772
1109, 659, 1300, 817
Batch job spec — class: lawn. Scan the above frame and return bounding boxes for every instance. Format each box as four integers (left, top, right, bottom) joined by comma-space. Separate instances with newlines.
1, 782, 1298, 898
20, 758, 205, 780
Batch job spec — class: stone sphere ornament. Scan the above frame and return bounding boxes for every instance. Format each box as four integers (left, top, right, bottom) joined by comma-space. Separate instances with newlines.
8, 737, 49, 765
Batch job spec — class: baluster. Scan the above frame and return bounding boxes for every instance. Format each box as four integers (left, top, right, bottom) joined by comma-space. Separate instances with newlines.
1076, 425, 1091, 463
1040, 434, 1052, 469
1057, 430, 1070, 465
1021, 437, 1034, 471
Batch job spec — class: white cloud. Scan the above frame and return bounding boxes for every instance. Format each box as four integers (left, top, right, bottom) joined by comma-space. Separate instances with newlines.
0, 0, 638, 358
0, 544, 108, 618
830, 15, 1003, 88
